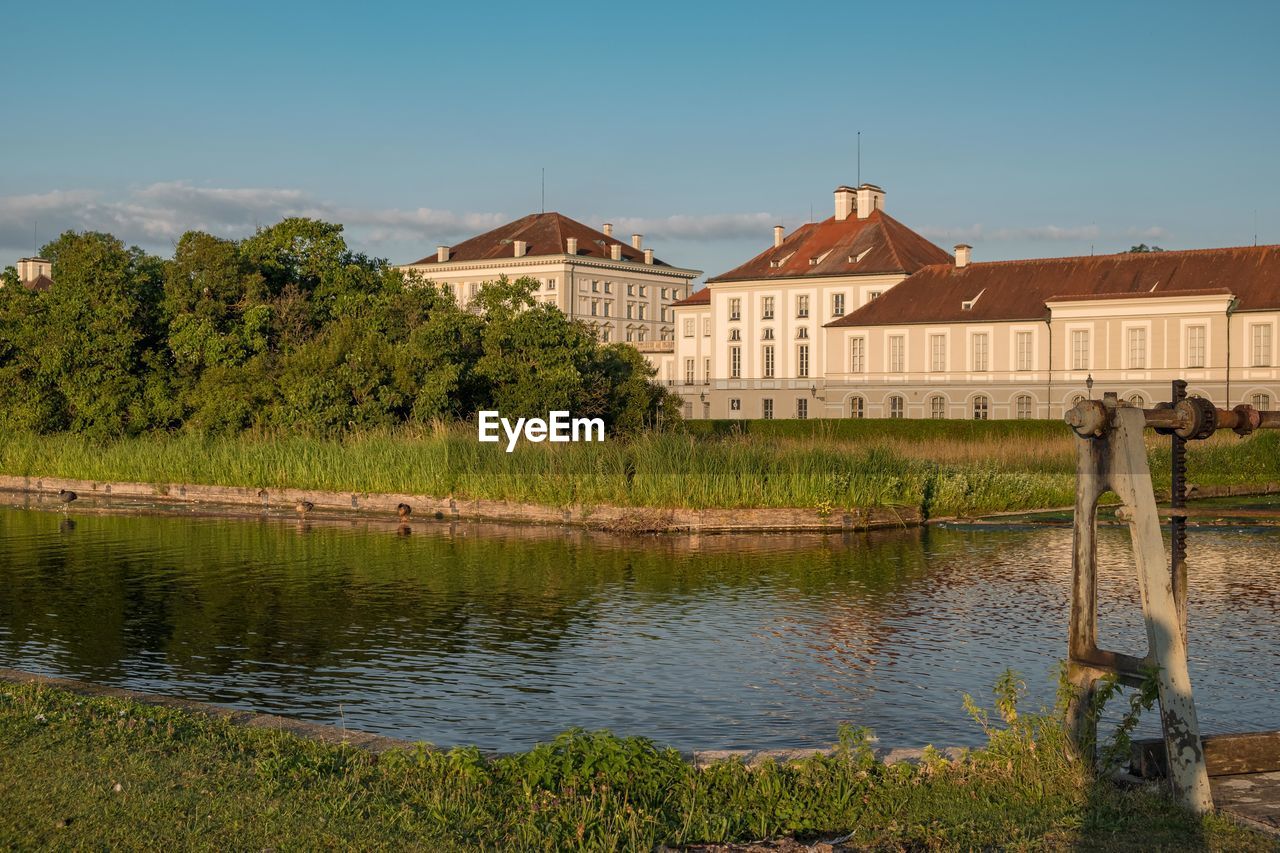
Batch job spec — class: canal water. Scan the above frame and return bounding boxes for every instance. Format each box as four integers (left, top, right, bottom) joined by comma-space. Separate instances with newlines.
1, 499, 1277, 752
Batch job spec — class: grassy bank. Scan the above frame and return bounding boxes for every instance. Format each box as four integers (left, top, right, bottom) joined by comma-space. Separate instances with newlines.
2, 422, 1278, 518
0, 679, 1267, 850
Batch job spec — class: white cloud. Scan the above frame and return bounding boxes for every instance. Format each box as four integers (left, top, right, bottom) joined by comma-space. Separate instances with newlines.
0, 183, 508, 257
608, 212, 776, 241
0, 183, 781, 262
920, 223, 1169, 243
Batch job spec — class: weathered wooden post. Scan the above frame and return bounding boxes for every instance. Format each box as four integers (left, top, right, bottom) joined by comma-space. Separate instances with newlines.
1065, 392, 1213, 814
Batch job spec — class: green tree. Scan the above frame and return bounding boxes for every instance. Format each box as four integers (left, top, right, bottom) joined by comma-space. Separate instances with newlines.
1128, 243, 1166, 253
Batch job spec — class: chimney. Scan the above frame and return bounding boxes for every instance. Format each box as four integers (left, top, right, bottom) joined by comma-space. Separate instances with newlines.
855, 183, 885, 220
16, 257, 51, 284
954, 244, 972, 268
513, 240, 527, 257
773, 225, 784, 247
631, 233, 643, 250
602, 223, 613, 237
566, 237, 578, 255
436, 246, 450, 262
643, 248, 654, 265
610, 244, 622, 261
834, 186, 856, 221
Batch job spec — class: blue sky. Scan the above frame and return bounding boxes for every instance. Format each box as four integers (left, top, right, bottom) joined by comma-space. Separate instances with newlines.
3, 0, 1278, 279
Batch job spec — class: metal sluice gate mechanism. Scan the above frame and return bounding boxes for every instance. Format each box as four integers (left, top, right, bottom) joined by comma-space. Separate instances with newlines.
1064, 381, 1280, 814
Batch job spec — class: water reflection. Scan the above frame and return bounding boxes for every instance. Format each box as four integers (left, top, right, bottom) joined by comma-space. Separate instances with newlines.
0, 500, 1276, 751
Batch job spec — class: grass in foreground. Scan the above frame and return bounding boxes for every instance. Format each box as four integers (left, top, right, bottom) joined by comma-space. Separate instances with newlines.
0, 679, 1268, 851
1, 422, 1277, 518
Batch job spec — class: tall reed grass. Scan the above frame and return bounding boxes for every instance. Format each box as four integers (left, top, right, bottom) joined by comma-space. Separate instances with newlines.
1, 423, 1275, 518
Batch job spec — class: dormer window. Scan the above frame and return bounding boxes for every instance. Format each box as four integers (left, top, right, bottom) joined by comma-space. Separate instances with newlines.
808, 250, 832, 266
770, 251, 795, 269
961, 288, 986, 312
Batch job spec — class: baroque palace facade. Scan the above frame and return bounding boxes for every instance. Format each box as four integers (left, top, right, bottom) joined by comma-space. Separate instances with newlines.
397, 212, 700, 345
665, 184, 1280, 420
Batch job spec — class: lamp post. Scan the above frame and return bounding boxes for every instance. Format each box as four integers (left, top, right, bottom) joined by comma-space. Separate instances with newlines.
1086, 374, 1094, 399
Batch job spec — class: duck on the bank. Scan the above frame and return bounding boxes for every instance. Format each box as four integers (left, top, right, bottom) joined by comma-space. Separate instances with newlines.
58, 489, 77, 504
397, 502, 412, 521
295, 500, 314, 516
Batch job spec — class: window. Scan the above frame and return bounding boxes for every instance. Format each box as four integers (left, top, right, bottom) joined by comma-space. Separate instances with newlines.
1187, 325, 1206, 368
638, 304, 646, 320
850, 338, 865, 373
730, 346, 741, 378
1016, 331, 1033, 371
684, 358, 694, 385
638, 286, 647, 297
703, 358, 710, 384
729, 328, 741, 341
1252, 393, 1272, 410
729, 298, 741, 320
661, 288, 668, 300
832, 293, 845, 317
547, 278, 557, 290
604, 282, 611, 294
762, 327, 774, 340
1128, 393, 1145, 407
763, 345, 775, 378
637, 328, 646, 341
797, 344, 809, 378
1127, 327, 1147, 369
849, 396, 865, 418
600, 327, 610, 342
591, 280, 599, 293
1016, 394, 1033, 419
762, 398, 774, 419
796, 295, 809, 318
626, 304, 634, 319
603, 303, 611, 317
888, 395, 904, 419
972, 333, 990, 371
797, 327, 809, 339
929, 334, 946, 372
972, 395, 990, 420
683, 318, 694, 337
1252, 325, 1273, 367
590, 299, 598, 316
889, 335, 905, 372
869, 290, 882, 301
730, 398, 742, 412
762, 296, 774, 319
683, 401, 693, 418
1071, 330, 1089, 371
797, 398, 808, 419
703, 401, 710, 419
702, 318, 710, 336
930, 396, 946, 419
627, 283, 635, 296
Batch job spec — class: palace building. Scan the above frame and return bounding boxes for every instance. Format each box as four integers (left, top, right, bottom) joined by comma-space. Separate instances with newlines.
672, 184, 1280, 419
397, 212, 700, 345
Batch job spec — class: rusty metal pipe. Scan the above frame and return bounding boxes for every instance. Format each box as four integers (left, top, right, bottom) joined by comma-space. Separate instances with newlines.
1067, 400, 1280, 438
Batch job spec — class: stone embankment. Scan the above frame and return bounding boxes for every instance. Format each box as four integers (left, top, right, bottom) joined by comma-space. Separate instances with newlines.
0, 475, 919, 534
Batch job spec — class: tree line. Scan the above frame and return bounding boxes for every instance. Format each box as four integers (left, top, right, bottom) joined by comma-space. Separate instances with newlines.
0, 219, 674, 437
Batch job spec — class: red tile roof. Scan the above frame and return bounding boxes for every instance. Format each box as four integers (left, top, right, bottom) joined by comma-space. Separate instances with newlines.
706, 210, 952, 283
23, 274, 53, 292
827, 245, 1280, 328
407, 212, 677, 268
671, 287, 710, 308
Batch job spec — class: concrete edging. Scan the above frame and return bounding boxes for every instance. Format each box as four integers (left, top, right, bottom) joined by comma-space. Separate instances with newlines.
0, 668, 962, 768
0, 474, 920, 534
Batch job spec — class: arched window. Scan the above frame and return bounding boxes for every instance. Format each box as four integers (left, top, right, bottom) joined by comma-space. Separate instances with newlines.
1128, 393, 1145, 407
930, 396, 946, 419
888, 395, 905, 419
972, 395, 990, 420
1015, 394, 1033, 419
849, 396, 865, 419
1252, 392, 1272, 411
